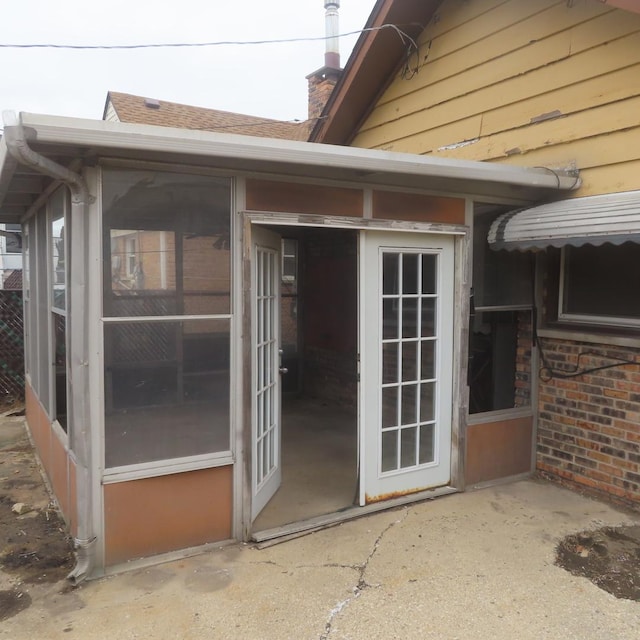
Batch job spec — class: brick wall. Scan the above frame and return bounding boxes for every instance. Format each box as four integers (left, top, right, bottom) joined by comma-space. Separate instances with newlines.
515, 311, 532, 408
307, 68, 341, 121
304, 345, 357, 408
302, 230, 357, 407
537, 338, 640, 508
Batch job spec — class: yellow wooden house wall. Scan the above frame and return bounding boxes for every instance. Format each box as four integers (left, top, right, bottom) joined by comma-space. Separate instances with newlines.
352, 0, 640, 197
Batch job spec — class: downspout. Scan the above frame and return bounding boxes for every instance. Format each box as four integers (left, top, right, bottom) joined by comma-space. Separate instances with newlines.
3, 111, 96, 584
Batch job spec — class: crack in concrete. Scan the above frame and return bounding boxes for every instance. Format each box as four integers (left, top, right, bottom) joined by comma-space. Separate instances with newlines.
296, 562, 360, 572
319, 509, 409, 640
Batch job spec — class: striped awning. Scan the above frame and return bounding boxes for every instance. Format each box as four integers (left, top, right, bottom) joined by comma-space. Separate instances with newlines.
488, 190, 640, 251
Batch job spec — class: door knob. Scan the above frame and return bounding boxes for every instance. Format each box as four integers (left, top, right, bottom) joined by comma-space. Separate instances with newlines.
279, 367, 288, 375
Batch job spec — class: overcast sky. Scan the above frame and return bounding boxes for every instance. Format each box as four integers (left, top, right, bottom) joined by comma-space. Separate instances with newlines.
0, 0, 375, 123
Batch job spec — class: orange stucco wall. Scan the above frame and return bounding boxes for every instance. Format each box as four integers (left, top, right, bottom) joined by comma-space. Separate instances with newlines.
103, 465, 233, 566
465, 416, 533, 486
24, 381, 75, 533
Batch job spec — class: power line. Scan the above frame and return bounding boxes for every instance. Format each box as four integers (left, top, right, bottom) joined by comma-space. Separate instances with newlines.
0, 23, 418, 51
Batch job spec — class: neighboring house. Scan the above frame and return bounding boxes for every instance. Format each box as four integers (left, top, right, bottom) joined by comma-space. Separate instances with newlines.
311, 0, 640, 507
104, 91, 313, 141
0, 223, 22, 289
0, 223, 24, 404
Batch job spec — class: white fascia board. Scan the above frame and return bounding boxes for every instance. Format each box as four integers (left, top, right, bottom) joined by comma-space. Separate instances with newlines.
18, 112, 579, 193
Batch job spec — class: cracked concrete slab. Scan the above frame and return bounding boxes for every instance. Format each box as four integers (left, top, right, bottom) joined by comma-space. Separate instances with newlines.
1, 480, 639, 639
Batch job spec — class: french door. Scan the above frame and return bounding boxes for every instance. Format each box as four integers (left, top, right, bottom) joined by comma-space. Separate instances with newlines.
359, 231, 455, 504
251, 227, 282, 520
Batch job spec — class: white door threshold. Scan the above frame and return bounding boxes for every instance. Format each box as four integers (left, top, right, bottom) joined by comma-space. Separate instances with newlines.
252, 485, 459, 545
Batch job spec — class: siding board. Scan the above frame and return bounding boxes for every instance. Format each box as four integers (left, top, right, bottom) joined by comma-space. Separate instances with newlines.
479, 64, 640, 138
358, 33, 640, 149
432, 95, 640, 162
491, 127, 640, 173
416, 0, 568, 65
353, 0, 640, 196
419, 0, 513, 43
371, 0, 612, 111
354, 35, 570, 148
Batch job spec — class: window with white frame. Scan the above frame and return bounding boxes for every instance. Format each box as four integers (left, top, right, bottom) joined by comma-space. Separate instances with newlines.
281, 238, 297, 282
559, 242, 640, 328
4, 223, 22, 253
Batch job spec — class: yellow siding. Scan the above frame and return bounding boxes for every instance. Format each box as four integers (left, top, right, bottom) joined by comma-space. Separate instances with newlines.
353, 0, 640, 196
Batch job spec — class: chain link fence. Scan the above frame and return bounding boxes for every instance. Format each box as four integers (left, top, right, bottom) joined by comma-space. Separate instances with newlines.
0, 282, 24, 406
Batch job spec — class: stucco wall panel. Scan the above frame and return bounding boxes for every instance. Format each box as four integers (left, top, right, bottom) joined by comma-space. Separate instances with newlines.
24, 381, 76, 528
372, 191, 465, 225
466, 416, 533, 486
246, 179, 364, 217
104, 466, 233, 566
49, 432, 69, 517
68, 457, 77, 537
25, 382, 52, 474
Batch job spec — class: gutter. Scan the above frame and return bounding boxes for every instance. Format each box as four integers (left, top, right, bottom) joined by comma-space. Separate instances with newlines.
18, 113, 581, 194
2, 111, 96, 584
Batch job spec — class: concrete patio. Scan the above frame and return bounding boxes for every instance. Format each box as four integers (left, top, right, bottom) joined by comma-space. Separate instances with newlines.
1, 415, 639, 639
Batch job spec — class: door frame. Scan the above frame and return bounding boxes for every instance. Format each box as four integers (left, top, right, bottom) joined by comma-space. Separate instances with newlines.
237, 212, 470, 541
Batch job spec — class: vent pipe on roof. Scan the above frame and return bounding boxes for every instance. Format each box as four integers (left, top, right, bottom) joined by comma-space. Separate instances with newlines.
324, 1, 340, 69
307, 1, 343, 121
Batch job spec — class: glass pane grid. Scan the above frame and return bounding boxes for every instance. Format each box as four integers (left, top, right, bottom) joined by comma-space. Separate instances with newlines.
255, 248, 278, 489
380, 250, 440, 475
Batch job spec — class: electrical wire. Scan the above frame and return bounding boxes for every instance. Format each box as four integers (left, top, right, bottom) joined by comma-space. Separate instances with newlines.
531, 256, 638, 382
0, 23, 419, 51
535, 333, 638, 382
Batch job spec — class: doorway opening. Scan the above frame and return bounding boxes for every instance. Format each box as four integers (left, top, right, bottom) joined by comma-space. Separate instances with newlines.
252, 226, 359, 533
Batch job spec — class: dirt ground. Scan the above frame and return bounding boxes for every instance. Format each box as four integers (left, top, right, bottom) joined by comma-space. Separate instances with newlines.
556, 524, 640, 601
0, 405, 74, 622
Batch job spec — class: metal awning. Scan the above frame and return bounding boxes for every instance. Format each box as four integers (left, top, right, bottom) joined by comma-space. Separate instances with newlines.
488, 190, 640, 250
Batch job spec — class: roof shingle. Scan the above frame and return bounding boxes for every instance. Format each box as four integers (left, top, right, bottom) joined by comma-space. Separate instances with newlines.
105, 91, 312, 141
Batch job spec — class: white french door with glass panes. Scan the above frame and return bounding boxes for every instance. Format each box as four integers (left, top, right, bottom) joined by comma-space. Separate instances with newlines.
251, 227, 282, 520
359, 231, 455, 504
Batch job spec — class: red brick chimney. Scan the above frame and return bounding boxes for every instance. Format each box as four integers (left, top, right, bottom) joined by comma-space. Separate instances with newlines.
307, 1, 342, 121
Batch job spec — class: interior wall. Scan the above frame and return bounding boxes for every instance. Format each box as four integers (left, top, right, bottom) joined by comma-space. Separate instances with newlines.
301, 229, 358, 408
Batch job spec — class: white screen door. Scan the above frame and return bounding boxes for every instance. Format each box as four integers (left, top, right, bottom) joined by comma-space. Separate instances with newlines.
251, 227, 282, 520
359, 231, 455, 504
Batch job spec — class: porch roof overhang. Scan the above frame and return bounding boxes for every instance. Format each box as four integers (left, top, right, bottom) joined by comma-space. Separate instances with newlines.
0, 112, 580, 224
488, 190, 640, 251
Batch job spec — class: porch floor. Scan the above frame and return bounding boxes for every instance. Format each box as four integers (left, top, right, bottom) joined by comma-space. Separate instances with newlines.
252, 396, 357, 532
